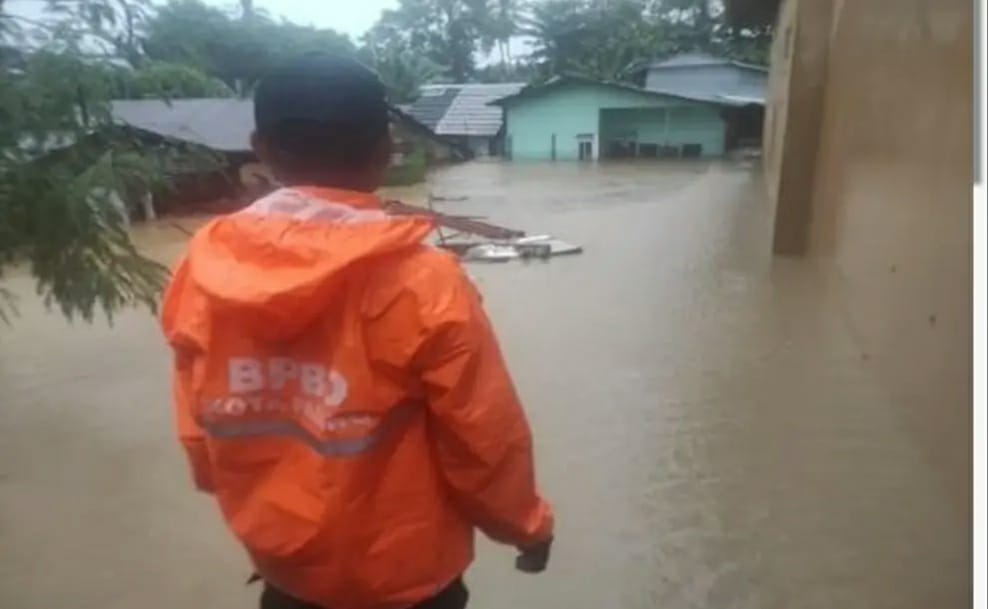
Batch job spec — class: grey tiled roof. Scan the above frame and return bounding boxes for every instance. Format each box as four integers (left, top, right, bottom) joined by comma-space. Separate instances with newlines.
409, 83, 524, 137
111, 99, 254, 151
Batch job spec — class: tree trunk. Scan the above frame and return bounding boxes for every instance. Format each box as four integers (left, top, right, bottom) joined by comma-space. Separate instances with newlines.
696, 0, 713, 46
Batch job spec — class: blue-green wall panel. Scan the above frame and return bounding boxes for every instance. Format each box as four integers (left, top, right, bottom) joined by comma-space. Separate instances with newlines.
504, 83, 726, 160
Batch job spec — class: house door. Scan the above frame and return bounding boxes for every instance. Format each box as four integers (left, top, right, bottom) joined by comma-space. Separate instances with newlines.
578, 140, 593, 161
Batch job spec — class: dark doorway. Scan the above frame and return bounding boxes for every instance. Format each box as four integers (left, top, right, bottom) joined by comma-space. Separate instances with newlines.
638, 143, 659, 158
578, 140, 593, 161
722, 105, 765, 150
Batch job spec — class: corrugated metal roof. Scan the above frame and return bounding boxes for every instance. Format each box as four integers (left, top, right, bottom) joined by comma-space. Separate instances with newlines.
111, 98, 458, 153
649, 52, 768, 72
408, 83, 524, 137
111, 99, 254, 151
406, 87, 460, 131
651, 52, 728, 69
644, 53, 767, 105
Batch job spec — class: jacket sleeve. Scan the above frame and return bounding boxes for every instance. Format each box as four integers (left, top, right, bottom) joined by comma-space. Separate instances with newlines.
414, 267, 554, 548
162, 259, 214, 493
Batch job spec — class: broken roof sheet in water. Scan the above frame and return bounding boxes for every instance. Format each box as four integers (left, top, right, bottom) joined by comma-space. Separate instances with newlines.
410, 83, 524, 137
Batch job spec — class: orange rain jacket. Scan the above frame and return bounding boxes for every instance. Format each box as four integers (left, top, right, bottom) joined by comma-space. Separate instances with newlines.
161, 186, 553, 609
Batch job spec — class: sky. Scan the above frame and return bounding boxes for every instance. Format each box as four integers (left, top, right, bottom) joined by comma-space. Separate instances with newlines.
4, 0, 531, 62
5, 0, 401, 40
242, 0, 399, 38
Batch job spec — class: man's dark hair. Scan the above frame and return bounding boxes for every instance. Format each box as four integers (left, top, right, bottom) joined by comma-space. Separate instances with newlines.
254, 53, 390, 171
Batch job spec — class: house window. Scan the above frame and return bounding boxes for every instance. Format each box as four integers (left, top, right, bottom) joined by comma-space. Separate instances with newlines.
681, 144, 703, 158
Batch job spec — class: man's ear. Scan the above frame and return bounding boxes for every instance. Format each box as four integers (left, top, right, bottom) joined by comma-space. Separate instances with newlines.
372, 130, 394, 171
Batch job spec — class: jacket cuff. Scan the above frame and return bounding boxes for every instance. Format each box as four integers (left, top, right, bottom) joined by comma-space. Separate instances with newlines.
183, 438, 214, 493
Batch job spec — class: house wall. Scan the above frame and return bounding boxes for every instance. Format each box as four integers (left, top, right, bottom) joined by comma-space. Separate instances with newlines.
504, 83, 726, 161
765, 0, 973, 524
391, 121, 458, 165
599, 106, 726, 157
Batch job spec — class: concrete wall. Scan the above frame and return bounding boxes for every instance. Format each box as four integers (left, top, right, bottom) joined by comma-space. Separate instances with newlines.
504, 82, 726, 161
765, 0, 973, 521
764, 0, 833, 254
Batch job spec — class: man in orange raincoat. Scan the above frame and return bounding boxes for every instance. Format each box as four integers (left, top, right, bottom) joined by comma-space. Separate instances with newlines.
161, 53, 554, 609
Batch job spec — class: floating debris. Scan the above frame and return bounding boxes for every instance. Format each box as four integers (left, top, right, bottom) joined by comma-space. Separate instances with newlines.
384, 197, 582, 264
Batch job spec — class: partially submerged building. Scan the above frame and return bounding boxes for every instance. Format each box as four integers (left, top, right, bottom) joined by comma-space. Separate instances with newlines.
640, 52, 768, 106
109, 98, 466, 210
490, 53, 767, 161
640, 52, 768, 149
491, 75, 758, 161
405, 83, 524, 157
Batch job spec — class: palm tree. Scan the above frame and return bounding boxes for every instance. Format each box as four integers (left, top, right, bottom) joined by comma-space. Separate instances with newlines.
520, 0, 593, 76
370, 44, 445, 103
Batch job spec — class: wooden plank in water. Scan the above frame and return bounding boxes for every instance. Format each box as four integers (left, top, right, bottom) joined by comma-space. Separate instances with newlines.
383, 199, 525, 240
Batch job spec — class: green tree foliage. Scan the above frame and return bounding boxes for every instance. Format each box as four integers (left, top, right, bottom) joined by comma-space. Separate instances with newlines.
111, 60, 234, 99
1, 1, 220, 323
364, 0, 492, 83
519, 0, 771, 82
361, 43, 445, 104
360, 0, 773, 90
522, 0, 677, 81
482, 0, 521, 67
142, 0, 355, 95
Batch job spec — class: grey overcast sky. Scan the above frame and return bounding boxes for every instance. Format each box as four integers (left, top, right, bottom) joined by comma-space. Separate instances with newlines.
5, 0, 400, 39
5, 0, 530, 60
247, 0, 399, 38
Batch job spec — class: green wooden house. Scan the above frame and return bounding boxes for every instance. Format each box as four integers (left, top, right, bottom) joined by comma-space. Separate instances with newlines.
491, 75, 759, 161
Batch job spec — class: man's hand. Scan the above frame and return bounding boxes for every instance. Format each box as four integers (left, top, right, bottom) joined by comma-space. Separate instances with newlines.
515, 537, 552, 573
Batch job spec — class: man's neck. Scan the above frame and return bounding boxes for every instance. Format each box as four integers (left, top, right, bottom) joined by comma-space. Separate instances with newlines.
280, 172, 376, 193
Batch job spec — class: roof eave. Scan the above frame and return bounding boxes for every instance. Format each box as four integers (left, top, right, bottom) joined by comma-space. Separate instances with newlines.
491, 75, 746, 109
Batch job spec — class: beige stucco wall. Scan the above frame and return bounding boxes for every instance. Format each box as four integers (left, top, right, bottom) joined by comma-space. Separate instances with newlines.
764, 0, 833, 255
765, 0, 973, 518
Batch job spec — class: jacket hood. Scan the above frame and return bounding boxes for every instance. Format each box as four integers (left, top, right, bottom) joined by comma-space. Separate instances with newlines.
180, 187, 434, 340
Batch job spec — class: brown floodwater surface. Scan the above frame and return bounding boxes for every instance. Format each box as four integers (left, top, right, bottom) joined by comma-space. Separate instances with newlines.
0, 161, 969, 609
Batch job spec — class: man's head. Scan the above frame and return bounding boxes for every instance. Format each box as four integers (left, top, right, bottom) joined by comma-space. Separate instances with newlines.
252, 53, 392, 192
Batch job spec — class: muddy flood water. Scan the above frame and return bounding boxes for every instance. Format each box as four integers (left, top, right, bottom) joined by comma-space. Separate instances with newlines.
0, 161, 969, 609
